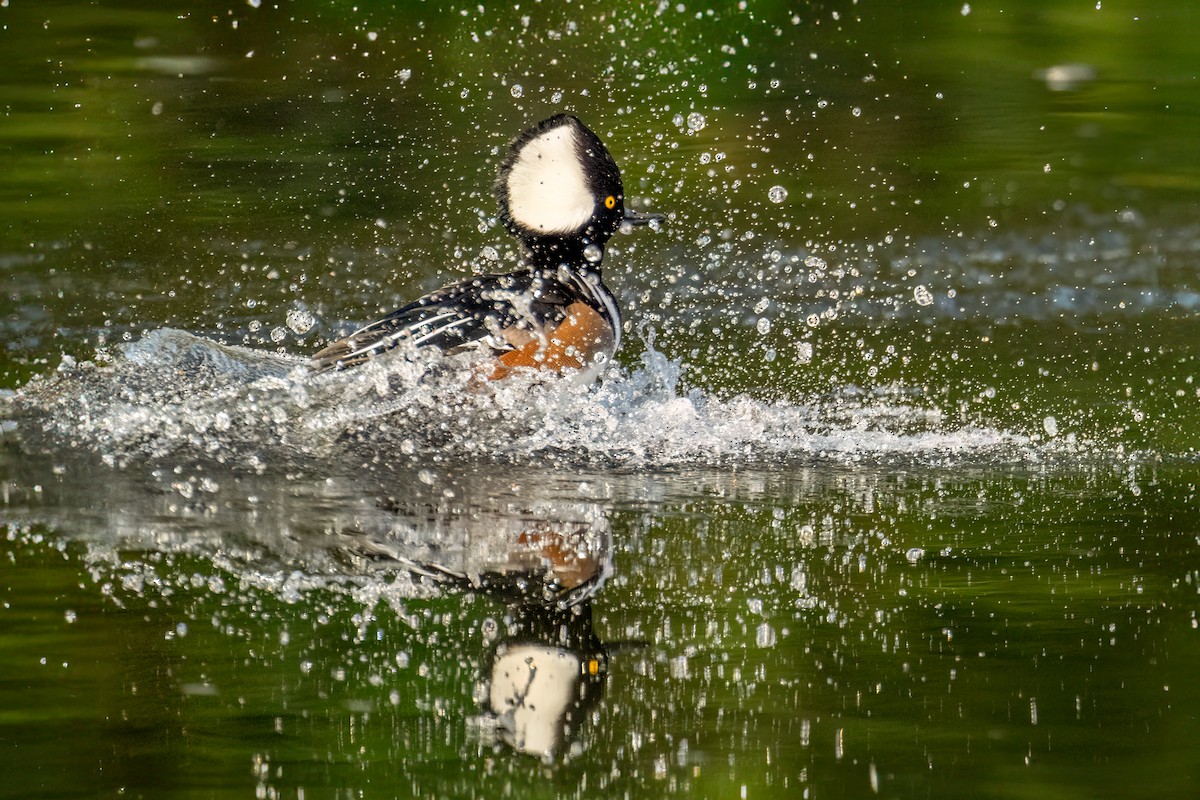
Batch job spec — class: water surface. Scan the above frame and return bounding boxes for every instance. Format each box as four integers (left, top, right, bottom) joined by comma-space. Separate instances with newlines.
3, 1, 1200, 798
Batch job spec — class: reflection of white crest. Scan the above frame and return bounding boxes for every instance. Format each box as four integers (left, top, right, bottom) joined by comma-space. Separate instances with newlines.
489, 642, 583, 758
476, 600, 608, 761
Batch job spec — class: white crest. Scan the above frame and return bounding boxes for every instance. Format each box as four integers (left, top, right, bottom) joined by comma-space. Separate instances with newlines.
505, 122, 595, 235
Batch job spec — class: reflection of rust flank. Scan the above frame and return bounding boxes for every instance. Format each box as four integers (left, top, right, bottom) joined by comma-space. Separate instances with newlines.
486, 302, 615, 381
517, 528, 600, 591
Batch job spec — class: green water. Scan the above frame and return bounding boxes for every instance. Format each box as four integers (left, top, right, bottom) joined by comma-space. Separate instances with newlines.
3, 1, 1200, 798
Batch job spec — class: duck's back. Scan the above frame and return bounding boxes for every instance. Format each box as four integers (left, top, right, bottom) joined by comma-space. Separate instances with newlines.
310, 268, 618, 377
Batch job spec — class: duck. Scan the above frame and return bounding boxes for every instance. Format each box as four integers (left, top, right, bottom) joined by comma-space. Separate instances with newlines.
310, 114, 661, 382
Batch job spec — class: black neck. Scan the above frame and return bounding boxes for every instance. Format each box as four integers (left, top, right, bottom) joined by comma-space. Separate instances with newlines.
522, 236, 604, 273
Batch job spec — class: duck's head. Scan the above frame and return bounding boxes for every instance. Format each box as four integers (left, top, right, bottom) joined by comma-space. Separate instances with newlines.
497, 114, 659, 268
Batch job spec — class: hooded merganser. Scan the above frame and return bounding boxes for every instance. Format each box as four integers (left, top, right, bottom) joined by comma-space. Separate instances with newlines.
311, 114, 661, 379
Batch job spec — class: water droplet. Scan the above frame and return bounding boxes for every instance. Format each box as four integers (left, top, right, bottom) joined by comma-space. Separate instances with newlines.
686, 112, 706, 131
1043, 416, 1059, 437
510, 84, 523, 98
756, 317, 772, 335
583, 243, 604, 263
768, 185, 788, 203
286, 308, 314, 334
905, 548, 925, 563
670, 655, 689, 679
913, 285, 934, 306
756, 622, 777, 648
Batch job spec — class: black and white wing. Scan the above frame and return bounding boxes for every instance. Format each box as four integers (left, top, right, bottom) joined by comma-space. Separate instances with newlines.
310, 270, 572, 373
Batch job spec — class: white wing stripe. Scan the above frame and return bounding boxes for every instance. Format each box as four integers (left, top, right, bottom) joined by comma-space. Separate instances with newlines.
350, 309, 457, 339
337, 310, 470, 362
411, 316, 475, 345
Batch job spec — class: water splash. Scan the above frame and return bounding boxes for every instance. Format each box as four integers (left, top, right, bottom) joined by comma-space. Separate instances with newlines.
3, 328, 1032, 471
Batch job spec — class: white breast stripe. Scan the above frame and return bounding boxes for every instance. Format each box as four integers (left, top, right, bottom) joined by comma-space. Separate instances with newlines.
565, 269, 621, 353
598, 286, 621, 352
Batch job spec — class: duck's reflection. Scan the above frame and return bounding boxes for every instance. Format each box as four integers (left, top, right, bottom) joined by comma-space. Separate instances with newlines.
0, 447, 622, 760
345, 495, 612, 607
344, 488, 614, 760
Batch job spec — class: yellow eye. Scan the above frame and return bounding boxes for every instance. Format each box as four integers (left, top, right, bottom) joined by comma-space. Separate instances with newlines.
604, 195, 616, 209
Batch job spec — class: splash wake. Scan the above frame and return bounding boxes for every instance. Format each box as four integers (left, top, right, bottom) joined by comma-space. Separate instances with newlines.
4, 328, 1030, 469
